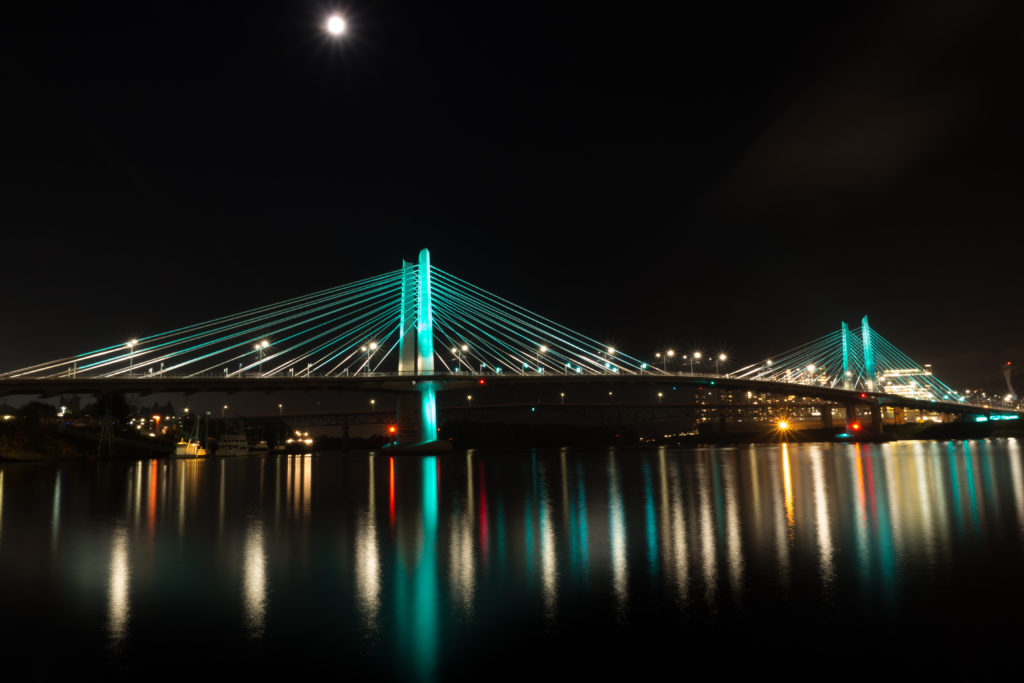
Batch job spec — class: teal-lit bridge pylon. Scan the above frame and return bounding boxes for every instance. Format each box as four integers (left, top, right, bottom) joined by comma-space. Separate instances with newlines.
1, 249, 1015, 448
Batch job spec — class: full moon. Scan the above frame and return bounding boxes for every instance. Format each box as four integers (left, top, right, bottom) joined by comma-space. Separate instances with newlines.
326, 14, 346, 36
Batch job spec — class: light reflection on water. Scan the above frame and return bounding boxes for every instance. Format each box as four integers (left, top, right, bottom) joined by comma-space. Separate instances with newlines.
1, 441, 1024, 678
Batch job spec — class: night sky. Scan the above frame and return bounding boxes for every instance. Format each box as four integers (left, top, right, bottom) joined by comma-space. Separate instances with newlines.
3, 0, 1023, 393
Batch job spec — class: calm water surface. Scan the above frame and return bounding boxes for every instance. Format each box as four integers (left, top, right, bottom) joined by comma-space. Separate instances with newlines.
2, 440, 1024, 679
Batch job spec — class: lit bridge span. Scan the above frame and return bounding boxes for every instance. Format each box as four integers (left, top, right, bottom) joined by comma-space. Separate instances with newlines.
2, 249, 1018, 449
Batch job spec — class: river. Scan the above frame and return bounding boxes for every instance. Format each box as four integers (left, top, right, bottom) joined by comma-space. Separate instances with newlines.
1, 440, 1023, 679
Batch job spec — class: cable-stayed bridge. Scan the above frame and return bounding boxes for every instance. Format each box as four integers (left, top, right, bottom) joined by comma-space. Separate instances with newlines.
1, 249, 1018, 449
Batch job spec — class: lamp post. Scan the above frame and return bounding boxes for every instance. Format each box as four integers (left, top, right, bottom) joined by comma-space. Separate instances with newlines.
717, 353, 727, 375
690, 352, 701, 374
361, 342, 378, 374
604, 347, 616, 373
127, 339, 138, 375
658, 391, 663, 405
466, 394, 472, 408
278, 403, 283, 416
222, 405, 228, 418
254, 340, 269, 375
560, 392, 565, 405
370, 398, 375, 412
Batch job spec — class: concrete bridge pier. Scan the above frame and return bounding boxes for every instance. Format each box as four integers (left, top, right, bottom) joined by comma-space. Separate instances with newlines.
870, 404, 883, 434
845, 403, 859, 430
893, 406, 905, 425
821, 405, 833, 429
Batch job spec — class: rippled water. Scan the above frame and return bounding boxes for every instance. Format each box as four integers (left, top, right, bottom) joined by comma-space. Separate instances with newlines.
2, 440, 1024, 679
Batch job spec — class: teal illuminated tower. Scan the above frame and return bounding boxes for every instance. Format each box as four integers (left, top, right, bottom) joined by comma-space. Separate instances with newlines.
841, 321, 852, 390
861, 315, 877, 391
396, 248, 440, 447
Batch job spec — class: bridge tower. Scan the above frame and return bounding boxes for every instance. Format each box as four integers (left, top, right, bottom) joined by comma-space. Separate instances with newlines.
395, 248, 441, 448
841, 321, 852, 390
861, 315, 877, 391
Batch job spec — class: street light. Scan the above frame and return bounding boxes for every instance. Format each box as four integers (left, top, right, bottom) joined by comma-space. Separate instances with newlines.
222, 405, 228, 418
361, 342, 378, 374
716, 353, 727, 375
127, 339, 138, 375
370, 398, 375, 412
658, 391, 663, 404
466, 394, 472, 408
560, 392, 565, 405
278, 403, 283, 416
691, 351, 701, 374
254, 340, 269, 375
451, 344, 470, 372
603, 346, 616, 373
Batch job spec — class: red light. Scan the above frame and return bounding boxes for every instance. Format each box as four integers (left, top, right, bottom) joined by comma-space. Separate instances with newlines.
851, 422, 861, 431
478, 378, 485, 385
388, 425, 396, 434
860, 393, 867, 398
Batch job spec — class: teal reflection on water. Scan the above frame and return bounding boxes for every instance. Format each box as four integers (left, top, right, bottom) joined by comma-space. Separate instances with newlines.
1, 441, 1024, 678
642, 460, 658, 583
395, 456, 440, 682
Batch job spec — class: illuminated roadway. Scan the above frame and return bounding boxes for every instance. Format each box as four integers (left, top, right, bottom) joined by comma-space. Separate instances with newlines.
0, 372, 1019, 419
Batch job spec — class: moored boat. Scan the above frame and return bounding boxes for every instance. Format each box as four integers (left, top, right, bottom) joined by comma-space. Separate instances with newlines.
217, 433, 250, 456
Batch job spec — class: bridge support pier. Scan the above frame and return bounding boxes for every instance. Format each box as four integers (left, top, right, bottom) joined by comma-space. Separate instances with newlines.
821, 405, 833, 429
870, 403, 883, 434
893, 406, 905, 425
845, 403, 859, 429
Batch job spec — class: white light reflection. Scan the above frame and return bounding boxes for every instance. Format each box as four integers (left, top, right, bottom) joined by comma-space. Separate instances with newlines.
448, 453, 476, 616
135, 461, 145, 531
664, 451, 689, 604
808, 445, 835, 590
107, 525, 130, 649
608, 451, 628, 618
538, 464, 557, 622
51, 470, 62, 553
696, 452, 717, 605
851, 446, 871, 580
721, 453, 744, 600
882, 445, 905, 558
924, 442, 951, 563
176, 460, 186, 538
218, 458, 227, 535
356, 456, 381, 631
289, 455, 312, 521
773, 445, 791, 590
242, 517, 267, 638
910, 442, 939, 564
1008, 439, 1024, 534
